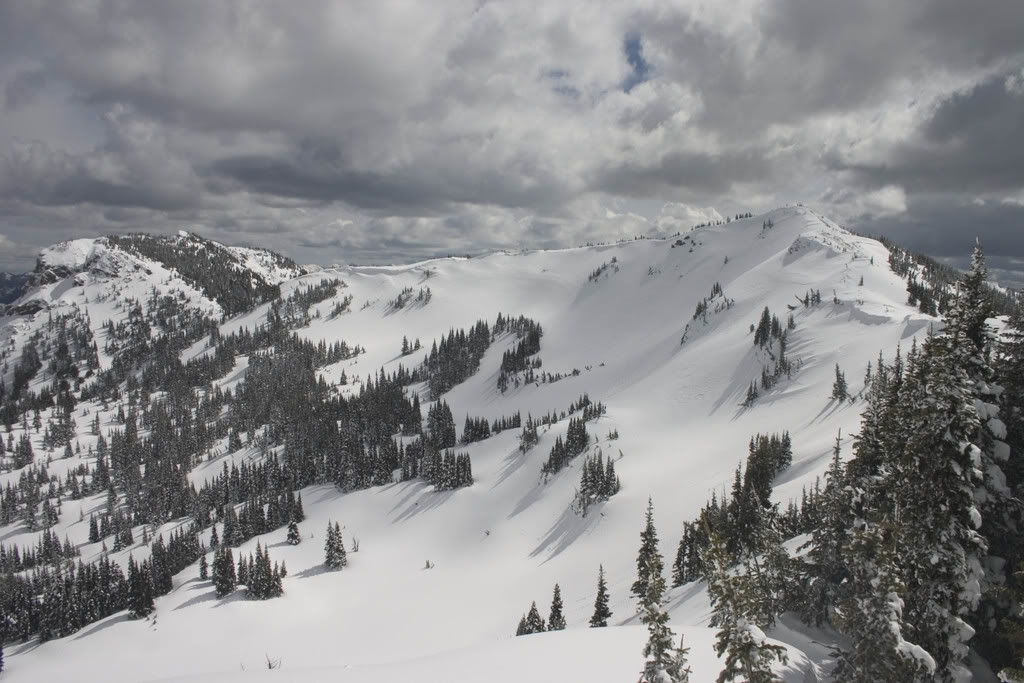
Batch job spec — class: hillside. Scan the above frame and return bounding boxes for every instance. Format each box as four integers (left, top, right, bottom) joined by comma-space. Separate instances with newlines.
0, 207, 1007, 682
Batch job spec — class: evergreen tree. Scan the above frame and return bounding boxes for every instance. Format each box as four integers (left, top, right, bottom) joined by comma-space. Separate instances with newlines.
632, 498, 660, 603
548, 583, 566, 631
638, 514, 690, 683
126, 555, 154, 619
704, 519, 787, 683
838, 243, 1015, 681
212, 547, 236, 597
524, 601, 546, 634
833, 525, 934, 682
286, 520, 301, 545
324, 521, 347, 570
798, 431, 850, 625
199, 551, 208, 580
590, 564, 612, 628
831, 364, 848, 401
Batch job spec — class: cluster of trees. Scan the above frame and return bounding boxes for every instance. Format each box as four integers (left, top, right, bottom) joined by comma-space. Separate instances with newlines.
515, 584, 567, 635
459, 415, 493, 444
108, 233, 295, 316
399, 335, 422, 356
497, 318, 543, 393
387, 286, 431, 311
667, 246, 1024, 681
426, 401, 457, 449
587, 258, 619, 283
671, 433, 792, 587
880, 235, 1019, 318
413, 320, 491, 397
324, 521, 347, 570
541, 417, 590, 475
0, 528, 77, 573
572, 451, 621, 516
275, 279, 346, 327
744, 308, 798, 405
791, 246, 1024, 681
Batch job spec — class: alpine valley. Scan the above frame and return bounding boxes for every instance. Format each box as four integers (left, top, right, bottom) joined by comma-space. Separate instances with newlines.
1, 206, 1022, 682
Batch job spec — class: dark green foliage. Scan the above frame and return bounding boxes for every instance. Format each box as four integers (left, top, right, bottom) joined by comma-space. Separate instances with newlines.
244, 542, 284, 600
832, 244, 1019, 681
798, 432, 850, 626
590, 564, 612, 627
286, 520, 301, 545
212, 547, 237, 597
517, 601, 546, 635
127, 555, 155, 619
324, 521, 347, 570
459, 415, 491, 444
573, 451, 621, 515
636, 500, 690, 682
548, 584, 566, 631
704, 519, 787, 683
426, 401, 457, 450
632, 498, 660, 603
831, 364, 849, 401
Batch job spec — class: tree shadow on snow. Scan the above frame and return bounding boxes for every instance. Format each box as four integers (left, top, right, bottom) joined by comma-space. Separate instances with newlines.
72, 612, 132, 639
294, 564, 334, 579
528, 505, 602, 563
390, 487, 456, 523
173, 585, 220, 611
492, 446, 533, 490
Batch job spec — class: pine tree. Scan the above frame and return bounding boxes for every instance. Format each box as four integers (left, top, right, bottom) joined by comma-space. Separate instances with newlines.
798, 431, 850, 625
212, 547, 236, 597
638, 513, 690, 683
833, 525, 934, 682
590, 564, 613, 628
632, 498, 660, 603
704, 518, 787, 683
286, 520, 301, 545
548, 583, 566, 631
127, 555, 154, 619
324, 521, 347, 570
199, 551, 208, 580
524, 601, 546, 634
831, 363, 848, 401
837, 243, 1014, 681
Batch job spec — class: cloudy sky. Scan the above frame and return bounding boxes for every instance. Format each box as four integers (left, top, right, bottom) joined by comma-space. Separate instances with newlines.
1, 1, 1022, 287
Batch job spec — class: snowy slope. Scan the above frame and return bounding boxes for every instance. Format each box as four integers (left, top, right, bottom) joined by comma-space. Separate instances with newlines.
1, 207, 937, 682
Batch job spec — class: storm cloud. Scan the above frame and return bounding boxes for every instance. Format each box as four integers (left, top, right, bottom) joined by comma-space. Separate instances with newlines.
0, 0, 1021, 286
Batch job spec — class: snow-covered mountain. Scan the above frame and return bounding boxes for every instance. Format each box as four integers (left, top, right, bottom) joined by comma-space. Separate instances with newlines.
0, 207, 996, 681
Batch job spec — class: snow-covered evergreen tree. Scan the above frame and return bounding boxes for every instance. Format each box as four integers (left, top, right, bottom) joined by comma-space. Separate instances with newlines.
638, 509, 690, 683
798, 431, 850, 625
286, 520, 301, 545
324, 521, 347, 570
704, 518, 787, 683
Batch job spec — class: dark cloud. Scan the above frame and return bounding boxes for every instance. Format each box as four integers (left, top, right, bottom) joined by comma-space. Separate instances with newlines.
832, 69, 1024, 192
853, 195, 1024, 290
0, 1, 1020, 274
